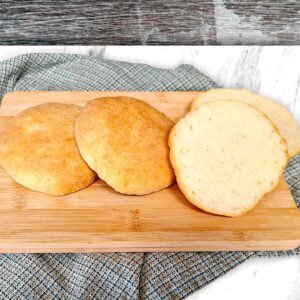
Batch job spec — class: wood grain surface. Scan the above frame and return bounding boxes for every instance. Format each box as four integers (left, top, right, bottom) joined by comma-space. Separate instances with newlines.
1, 1, 299, 45
0, 91, 203, 120
0, 91, 299, 253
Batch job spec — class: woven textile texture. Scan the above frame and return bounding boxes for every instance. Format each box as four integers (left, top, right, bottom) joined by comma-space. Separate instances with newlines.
0, 53, 299, 300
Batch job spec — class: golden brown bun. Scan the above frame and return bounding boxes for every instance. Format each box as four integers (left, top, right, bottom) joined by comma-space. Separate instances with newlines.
75, 96, 175, 195
0, 103, 96, 196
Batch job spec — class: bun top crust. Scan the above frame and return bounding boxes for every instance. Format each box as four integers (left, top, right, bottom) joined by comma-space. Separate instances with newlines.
0, 103, 96, 196
75, 97, 175, 195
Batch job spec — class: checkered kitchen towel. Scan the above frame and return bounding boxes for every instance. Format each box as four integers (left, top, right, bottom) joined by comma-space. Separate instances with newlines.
0, 53, 299, 300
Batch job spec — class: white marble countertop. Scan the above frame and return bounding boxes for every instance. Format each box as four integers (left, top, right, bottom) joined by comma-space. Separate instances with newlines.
0, 46, 299, 300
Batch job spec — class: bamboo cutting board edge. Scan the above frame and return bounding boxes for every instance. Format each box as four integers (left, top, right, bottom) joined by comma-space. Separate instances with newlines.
0, 90, 299, 253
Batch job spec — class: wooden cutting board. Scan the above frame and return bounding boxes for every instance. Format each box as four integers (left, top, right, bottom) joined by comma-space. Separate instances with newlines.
0, 91, 299, 253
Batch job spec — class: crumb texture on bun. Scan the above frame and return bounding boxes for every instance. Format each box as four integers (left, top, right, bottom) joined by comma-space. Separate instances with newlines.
170, 100, 288, 217
191, 88, 300, 158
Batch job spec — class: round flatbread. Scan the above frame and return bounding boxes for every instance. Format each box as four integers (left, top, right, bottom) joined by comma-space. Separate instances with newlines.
170, 100, 288, 217
0, 103, 96, 196
191, 88, 300, 158
75, 96, 175, 195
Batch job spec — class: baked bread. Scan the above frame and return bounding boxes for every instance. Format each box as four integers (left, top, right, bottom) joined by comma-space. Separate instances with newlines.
169, 100, 288, 217
0, 103, 96, 196
191, 88, 300, 158
75, 96, 175, 195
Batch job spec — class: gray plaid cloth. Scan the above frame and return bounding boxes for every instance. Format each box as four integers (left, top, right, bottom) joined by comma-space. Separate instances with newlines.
0, 53, 299, 300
